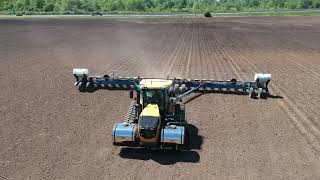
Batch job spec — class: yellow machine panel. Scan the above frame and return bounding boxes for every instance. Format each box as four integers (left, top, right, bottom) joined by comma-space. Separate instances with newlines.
139, 79, 172, 89
140, 104, 160, 117
138, 104, 161, 143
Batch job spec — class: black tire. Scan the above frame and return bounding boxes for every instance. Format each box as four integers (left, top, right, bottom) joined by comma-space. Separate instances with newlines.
86, 82, 95, 93
250, 91, 256, 98
248, 88, 255, 98
103, 74, 110, 79
78, 82, 86, 92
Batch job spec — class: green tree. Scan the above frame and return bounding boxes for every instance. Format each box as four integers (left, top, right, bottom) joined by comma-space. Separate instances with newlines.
312, 0, 320, 8
102, 0, 124, 11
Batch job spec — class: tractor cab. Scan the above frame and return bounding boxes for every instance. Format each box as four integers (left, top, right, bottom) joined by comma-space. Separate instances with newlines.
139, 79, 173, 114
134, 79, 174, 144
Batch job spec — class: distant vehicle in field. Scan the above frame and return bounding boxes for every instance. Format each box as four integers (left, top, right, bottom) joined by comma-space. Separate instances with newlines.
92, 12, 103, 16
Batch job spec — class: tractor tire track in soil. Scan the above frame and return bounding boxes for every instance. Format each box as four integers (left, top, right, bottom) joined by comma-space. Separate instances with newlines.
220, 22, 320, 155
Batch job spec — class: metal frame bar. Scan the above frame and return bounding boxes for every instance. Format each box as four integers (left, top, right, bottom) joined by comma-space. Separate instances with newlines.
79, 75, 258, 91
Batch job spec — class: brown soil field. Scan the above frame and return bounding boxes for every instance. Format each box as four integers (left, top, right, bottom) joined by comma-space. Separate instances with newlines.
1, 16, 320, 179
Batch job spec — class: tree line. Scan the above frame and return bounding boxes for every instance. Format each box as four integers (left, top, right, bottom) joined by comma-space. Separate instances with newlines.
1, 0, 320, 14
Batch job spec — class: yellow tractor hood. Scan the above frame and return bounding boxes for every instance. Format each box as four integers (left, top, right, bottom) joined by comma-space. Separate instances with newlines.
140, 104, 160, 117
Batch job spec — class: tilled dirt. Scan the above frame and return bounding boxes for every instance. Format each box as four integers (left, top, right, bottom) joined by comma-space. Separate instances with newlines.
1, 16, 320, 179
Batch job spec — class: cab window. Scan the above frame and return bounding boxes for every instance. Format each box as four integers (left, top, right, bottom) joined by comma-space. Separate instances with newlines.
142, 89, 164, 110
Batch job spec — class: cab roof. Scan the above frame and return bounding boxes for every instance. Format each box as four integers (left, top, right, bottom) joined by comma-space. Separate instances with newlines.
140, 104, 160, 117
139, 79, 172, 89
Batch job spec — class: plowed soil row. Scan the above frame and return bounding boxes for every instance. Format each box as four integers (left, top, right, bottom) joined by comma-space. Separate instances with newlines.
1, 16, 320, 180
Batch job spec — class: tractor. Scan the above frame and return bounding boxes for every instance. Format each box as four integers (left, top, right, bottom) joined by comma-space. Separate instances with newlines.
73, 68, 271, 150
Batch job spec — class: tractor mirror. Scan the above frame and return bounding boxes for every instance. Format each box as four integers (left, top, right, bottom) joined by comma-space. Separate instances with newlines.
129, 90, 134, 99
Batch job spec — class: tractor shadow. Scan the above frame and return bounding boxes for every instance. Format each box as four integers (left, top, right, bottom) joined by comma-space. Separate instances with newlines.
185, 124, 203, 150
119, 124, 203, 165
259, 94, 283, 100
